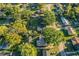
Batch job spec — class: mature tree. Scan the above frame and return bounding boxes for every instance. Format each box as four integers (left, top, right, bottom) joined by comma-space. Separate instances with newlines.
28, 17, 40, 30
20, 9, 33, 20
12, 19, 27, 33
0, 4, 14, 17
4, 8, 13, 16
19, 43, 37, 56
66, 4, 72, 15
43, 28, 64, 46
75, 6, 79, 14
4, 32, 22, 47
43, 11, 56, 25
0, 26, 8, 35
5, 4, 22, 19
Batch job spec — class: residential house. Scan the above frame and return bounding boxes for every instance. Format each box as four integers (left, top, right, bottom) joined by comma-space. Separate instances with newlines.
61, 17, 70, 26
36, 36, 50, 56
0, 41, 8, 50
36, 36, 47, 47
65, 26, 76, 36
71, 37, 79, 50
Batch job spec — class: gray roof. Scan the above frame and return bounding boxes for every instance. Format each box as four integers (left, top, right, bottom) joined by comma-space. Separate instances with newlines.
0, 42, 8, 49
37, 36, 47, 47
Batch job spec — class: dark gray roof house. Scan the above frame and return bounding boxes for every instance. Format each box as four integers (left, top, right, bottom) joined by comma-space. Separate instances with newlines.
36, 36, 47, 47
0, 38, 8, 50
0, 42, 8, 50
36, 36, 50, 56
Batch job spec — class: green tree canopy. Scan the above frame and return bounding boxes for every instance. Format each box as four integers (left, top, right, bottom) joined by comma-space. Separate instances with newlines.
43, 11, 56, 25
43, 27, 64, 46
20, 9, 33, 20
12, 19, 27, 33
0, 26, 8, 35
4, 32, 22, 47
19, 43, 37, 56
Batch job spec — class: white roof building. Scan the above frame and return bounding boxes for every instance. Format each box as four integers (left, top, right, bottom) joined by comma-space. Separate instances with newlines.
61, 17, 70, 26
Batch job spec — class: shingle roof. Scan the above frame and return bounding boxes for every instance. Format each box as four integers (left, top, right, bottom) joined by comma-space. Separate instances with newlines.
71, 37, 79, 45
37, 36, 47, 47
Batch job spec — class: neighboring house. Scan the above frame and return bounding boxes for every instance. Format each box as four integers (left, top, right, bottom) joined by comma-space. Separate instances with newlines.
60, 17, 76, 36
36, 36, 50, 56
36, 36, 47, 47
0, 41, 8, 50
61, 17, 70, 26
0, 37, 8, 50
65, 26, 76, 36
71, 37, 79, 50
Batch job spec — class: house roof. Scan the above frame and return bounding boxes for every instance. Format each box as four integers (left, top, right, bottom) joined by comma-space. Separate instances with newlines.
61, 17, 70, 26
36, 36, 47, 47
71, 37, 79, 45
0, 42, 8, 49
65, 26, 76, 35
